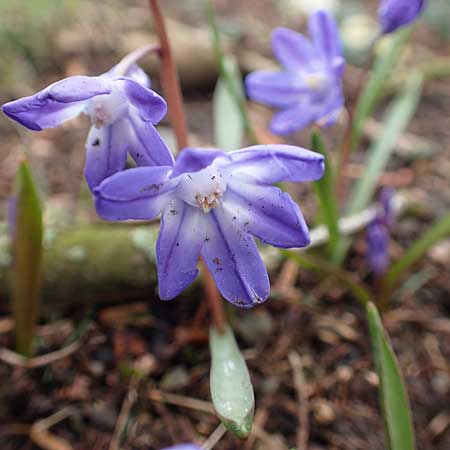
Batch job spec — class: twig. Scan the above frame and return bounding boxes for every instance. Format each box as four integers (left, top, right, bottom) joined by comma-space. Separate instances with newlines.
148, 389, 215, 414
109, 377, 140, 450
30, 407, 76, 450
201, 423, 227, 450
288, 352, 310, 450
148, 0, 188, 151
148, 389, 287, 449
0, 340, 80, 369
305, 193, 406, 252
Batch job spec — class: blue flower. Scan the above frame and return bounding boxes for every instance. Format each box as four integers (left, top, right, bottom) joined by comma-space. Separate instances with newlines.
379, 0, 426, 34
366, 189, 395, 275
245, 10, 345, 135
2, 58, 174, 190
94, 145, 324, 307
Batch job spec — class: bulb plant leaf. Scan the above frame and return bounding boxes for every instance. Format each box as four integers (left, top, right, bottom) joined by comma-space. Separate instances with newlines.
213, 57, 245, 152
10, 159, 43, 357
366, 302, 416, 450
311, 131, 341, 262
209, 325, 254, 439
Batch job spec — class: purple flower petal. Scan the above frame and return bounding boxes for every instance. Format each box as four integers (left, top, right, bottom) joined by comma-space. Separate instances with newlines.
116, 78, 167, 124
94, 165, 175, 221
84, 119, 131, 190
2, 76, 111, 131
107, 63, 151, 88
308, 10, 343, 66
228, 145, 324, 184
201, 207, 270, 307
270, 103, 314, 135
366, 218, 390, 275
379, 0, 425, 34
127, 108, 175, 167
171, 147, 226, 178
224, 176, 310, 248
271, 27, 316, 71
157, 198, 207, 300
245, 71, 305, 108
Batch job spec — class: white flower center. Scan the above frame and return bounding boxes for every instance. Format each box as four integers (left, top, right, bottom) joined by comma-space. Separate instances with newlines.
178, 164, 227, 213
85, 88, 128, 128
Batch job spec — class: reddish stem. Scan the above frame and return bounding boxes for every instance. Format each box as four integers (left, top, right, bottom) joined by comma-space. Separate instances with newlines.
148, 0, 225, 333
148, 0, 189, 152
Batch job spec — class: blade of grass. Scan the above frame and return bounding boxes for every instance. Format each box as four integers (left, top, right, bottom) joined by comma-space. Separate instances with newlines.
351, 28, 411, 151
213, 57, 245, 151
384, 212, 450, 289
366, 302, 416, 450
311, 131, 341, 261
336, 71, 423, 263
204, 0, 258, 144
10, 159, 43, 357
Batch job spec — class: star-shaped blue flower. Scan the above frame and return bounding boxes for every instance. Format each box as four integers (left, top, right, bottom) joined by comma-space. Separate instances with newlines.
245, 10, 345, 135
94, 145, 324, 307
2, 60, 174, 189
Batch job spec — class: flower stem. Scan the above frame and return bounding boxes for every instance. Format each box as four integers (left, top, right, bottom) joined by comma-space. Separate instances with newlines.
148, 0, 189, 152
148, 0, 225, 333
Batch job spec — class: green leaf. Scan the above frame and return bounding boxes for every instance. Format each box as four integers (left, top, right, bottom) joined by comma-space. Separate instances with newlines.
385, 212, 450, 289
10, 160, 43, 357
351, 28, 411, 151
311, 131, 340, 261
283, 250, 374, 306
204, 0, 258, 144
213, 57, 245, 151
336, 71, 423, 263
349, 72, 423, 215
210, 325, 254, 439
366, 302, 416, 450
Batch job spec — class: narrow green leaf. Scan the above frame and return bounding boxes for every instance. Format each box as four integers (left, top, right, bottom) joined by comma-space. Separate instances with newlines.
351, 28, 411, 151
204, 0, 258, 144
213, 57, 245, 151
10, 160, 43, 357
349, 72, 423, 215
311, 131, 340, 261
366, 302, 416, 450
336, 71, 423, 263
283, 250, 374, 306
210, 325, 254, 439
385, 212, 450, 288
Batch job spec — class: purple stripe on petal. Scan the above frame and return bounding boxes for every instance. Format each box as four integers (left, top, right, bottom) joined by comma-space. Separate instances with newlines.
94, 166, 174, 221
2, 76, 111, 131
84, 119, 131, 190
224, 176, 310, 248
245, 71, 305, 108
228, 144, 324, 184
171, 147, 227, 178
271, 27, 316, 71
201, 207, 270, 308
127, 109, 175, 167
157, 199, 206, 300
116, 78, 167, 124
